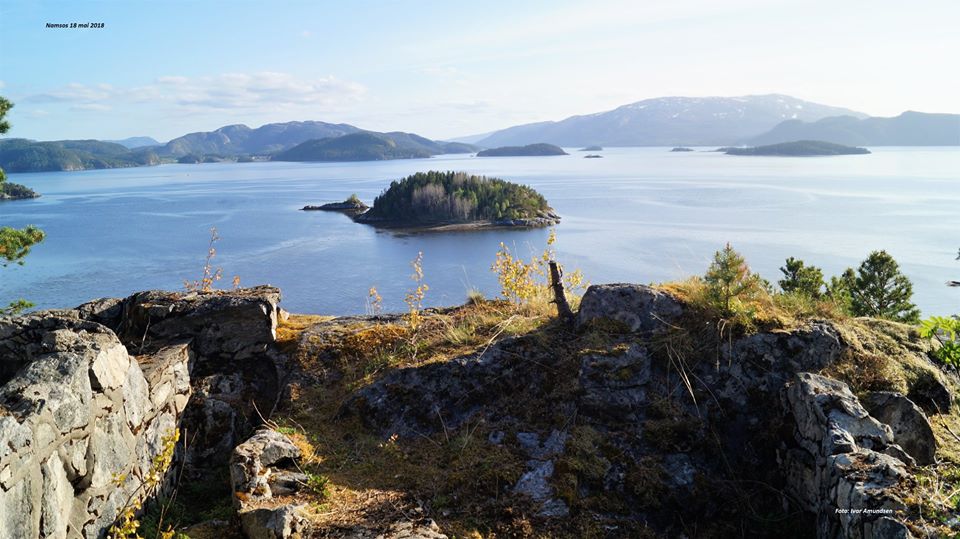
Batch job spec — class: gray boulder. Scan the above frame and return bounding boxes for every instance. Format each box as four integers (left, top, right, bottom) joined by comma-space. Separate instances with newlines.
376, 520, 448, 539
230, 428, 303, 506
239, 504, 307, 539
863, 391, 937, 465
576, 284, 683, 332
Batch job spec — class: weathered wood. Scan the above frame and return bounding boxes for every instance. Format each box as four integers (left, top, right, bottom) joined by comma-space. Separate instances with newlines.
549, 261, 575, 327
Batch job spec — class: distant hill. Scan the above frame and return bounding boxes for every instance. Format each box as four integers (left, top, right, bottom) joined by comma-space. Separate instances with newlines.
106, 136, 161, 149
273, 132, 477, 162
724, 140, 870, 156
161, 121, 362, 157
748, 111, 960, 146
477, 143, 567, 157
0, 139, 160, 172
474, 94, 867, 147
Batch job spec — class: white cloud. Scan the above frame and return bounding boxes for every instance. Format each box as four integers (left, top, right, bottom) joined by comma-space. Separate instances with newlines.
23, 72, 366, 114
156, 76, 189, 85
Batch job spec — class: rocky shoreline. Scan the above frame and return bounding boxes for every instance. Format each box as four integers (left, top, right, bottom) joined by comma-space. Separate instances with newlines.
301, 200, 368, 213
352, 209, 561, 231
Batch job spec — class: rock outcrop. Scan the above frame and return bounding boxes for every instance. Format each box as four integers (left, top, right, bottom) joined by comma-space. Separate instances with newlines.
0, 286, 283, 538
782, 373, 915, 538
339, 283, 957, 538
230, 429, 308, 538
0, 315, 189, 538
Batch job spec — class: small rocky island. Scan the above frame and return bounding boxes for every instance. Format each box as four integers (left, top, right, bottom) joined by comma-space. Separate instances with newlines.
584, 154, 603, 159
477, 143, 568, 157
0, 180, 39, 200
670, 147, 694, 152
301, 194, 368, 214
724, 140, 871, 156
351, 170, 560, 230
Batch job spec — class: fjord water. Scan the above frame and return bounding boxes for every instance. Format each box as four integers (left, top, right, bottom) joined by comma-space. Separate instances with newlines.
2, 147, 959, 316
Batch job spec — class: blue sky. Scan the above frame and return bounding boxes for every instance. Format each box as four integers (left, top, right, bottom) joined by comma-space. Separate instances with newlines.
1, 0, 957, 141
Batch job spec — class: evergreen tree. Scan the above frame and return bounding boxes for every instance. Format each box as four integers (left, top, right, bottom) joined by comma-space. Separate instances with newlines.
848, 250, 920, 323
778, 257, 825, 297
704, 243, 765, 316
825, 268, 856, 312
0, 96, 45, 315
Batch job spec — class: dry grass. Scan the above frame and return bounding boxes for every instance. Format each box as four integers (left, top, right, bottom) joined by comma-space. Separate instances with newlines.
658, 277, 848, 334
269, 298, 566, 537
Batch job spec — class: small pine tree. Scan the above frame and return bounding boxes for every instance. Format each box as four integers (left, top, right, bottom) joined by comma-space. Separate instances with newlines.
704, 243, 765, 316
825, 268, 856, 312
0, 96, 45, 315
849, 250, 919, 323
778, 257, 825, 297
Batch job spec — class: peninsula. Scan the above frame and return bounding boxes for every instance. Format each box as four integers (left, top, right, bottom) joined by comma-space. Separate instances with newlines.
0, 180, 39, 200
301, 194, 368, 213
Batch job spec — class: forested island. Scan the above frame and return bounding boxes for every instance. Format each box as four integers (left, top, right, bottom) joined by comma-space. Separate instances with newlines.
352, 170, 559, 229
476, 143, 567, 157
579, 145, 603, 151
723, 140, 870, 156
671, 147, 694, 152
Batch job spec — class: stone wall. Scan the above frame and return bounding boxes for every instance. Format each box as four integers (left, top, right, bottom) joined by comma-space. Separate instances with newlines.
0, 315, 189, 538
0, 286, 282, 539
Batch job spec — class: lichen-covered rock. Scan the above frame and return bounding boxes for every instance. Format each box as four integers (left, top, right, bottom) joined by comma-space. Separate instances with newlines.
239, 504, 307, 539
862, 391, 937, 465
782, 373, 915, 537
230, 428, 303, 506
376, 519, 448, 539
0, 286, 282, 539
115, 286, 281, 359
579, 343, 650, 421
344, 335, 541, 438
576, 284, 683, 332
784, 372, 896, 457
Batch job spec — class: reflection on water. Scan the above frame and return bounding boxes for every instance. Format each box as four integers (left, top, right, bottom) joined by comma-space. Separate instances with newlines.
2, 147, 959, 316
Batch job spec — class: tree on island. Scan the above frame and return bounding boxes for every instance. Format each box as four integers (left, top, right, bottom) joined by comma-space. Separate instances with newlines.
0, 96, 46, 314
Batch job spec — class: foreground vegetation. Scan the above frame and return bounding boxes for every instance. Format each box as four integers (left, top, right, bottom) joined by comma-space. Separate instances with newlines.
359, 171, 553, 224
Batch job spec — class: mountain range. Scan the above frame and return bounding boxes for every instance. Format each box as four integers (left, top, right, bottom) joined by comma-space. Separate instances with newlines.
160, 121, 361, 157
1, 94, 957, 174
747, 111, 960, 146
106, 136, 161, 149
471, 94, 870, 147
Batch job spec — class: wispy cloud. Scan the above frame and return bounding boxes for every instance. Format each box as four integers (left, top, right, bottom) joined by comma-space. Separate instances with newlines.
23, 72, 366, 114
70, 103, 112, 112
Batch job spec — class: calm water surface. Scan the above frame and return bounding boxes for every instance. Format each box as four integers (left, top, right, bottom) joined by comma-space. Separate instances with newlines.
2, 147, 959, 316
